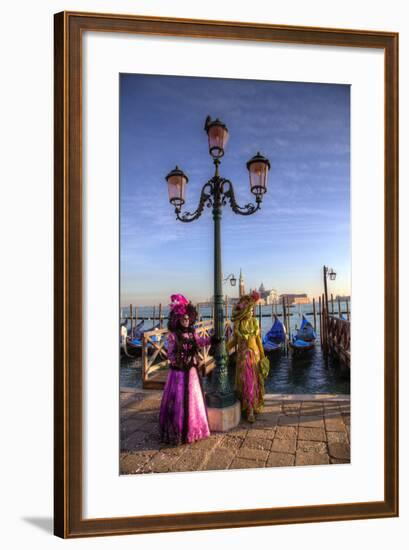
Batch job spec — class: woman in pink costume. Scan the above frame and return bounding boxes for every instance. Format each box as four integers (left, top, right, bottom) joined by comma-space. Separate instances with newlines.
159, 294, 212, 445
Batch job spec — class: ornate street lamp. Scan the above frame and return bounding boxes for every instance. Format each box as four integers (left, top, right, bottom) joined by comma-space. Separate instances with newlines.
165, 116, 270, 427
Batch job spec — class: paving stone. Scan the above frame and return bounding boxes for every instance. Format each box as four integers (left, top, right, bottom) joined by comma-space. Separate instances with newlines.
327, 431, 349, 445
219, 436, 243, 451
328, 442, 350, 460
242, 437, 272, 452
144, 451, 183, 473
237, 446, 269, 462
255, 413, 279, 427
263, 402, 282, 413
295, 451, 330, 466
173, 449, 207, 472
120, 417, 145, 439
138, 421, 161, 434
120, 451, 158, 474
230, 458, 265, 470
121, 431, 152, 452
125, 398, 161, 413
229, 426, 249, 439
297, 440, 328, 454
298, 427, 326, 442
275, 426, 297, 440
189, 435, 220, 451
298, 415, 325, 429
323, 402, 341, 413
266, 452, 295, 467
324, 416, 347, 432
282, 402, 300, 414
246, 428, 276, 440
158, 445, 186, 457
277, 415, 299, 427
119, 393, 351, 475
341, 414, 351, 427
300, 403, 324, 416
137, 412, 158, 424
271, 437, 297, 454
330, 458, 351, 464
202, 449, 235, 470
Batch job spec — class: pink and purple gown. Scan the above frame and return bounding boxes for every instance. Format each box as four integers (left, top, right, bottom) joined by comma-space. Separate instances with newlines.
159, 331, 211, 445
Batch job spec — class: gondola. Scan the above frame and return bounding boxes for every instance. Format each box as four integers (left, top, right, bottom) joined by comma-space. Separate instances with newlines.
122, 321, 162, 357
128, 322, 161, 355
288, 315, 316, 353
262, 315, 286, 354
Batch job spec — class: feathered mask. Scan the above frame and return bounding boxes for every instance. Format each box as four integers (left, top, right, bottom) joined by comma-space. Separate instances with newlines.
232, 290, 260, 322
168, 294, 198, 330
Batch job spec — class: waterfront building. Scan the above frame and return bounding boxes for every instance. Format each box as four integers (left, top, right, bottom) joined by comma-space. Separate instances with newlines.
280, 293, 309, 305
258, 282, 278, 305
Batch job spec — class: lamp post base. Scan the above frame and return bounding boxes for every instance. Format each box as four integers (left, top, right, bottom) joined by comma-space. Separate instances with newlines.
207, 400, 241, 432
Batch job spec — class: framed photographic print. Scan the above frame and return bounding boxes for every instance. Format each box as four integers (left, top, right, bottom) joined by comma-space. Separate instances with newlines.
54, 11, 398, 538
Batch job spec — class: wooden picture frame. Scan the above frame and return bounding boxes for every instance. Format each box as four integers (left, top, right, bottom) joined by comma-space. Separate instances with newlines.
54, 11, 399, 538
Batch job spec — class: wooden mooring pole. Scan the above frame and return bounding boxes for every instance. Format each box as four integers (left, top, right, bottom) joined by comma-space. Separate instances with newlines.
346, 299, 350, 321
319, 296, 322, 348
322, 293, 328, 355
129, 304, 133, 334
337, 296, 342, 318
158, 303, 162, 328
313, 297, 317, 331
331, 293, 334, 314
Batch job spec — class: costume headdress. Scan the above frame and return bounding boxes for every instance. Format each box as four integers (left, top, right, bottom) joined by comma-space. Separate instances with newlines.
231, 290, 260, 322
168, 294, 198, 330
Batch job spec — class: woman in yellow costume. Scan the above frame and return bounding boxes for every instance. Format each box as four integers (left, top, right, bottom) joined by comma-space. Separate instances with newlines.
227, 291, 270, 422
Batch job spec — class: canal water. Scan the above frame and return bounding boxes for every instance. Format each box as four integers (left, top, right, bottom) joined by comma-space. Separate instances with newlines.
120, 303, 350, 395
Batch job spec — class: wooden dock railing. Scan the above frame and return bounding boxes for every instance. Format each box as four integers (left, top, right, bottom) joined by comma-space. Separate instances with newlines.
324, 315, 350, 366
142, 320, 233, 389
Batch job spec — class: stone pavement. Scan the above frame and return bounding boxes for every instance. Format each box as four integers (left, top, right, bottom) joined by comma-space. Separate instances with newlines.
120, 389, 350, 475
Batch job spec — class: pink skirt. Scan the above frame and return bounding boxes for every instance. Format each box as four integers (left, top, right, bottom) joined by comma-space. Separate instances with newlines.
159, 367, 210, 445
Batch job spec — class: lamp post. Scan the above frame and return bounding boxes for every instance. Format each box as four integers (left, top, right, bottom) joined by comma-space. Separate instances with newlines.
322, 266, 337, 355
165, 116, 270, 428
223, 273, 237, 287
323, 265, 337, 313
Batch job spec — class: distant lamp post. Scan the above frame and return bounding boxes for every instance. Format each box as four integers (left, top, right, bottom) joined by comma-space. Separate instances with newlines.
323, 265, 337, 312
165, 116, 270, 429
223, 273, 237, 287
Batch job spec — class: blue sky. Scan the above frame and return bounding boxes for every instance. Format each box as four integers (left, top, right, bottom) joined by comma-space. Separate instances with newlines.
120, 74, 350, 306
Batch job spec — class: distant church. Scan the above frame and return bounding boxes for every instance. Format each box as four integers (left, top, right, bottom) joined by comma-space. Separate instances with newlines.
239, 270, 277, 305
239, 268, 245, 297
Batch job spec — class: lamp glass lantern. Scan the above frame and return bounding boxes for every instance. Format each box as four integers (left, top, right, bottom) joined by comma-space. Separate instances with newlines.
204, 117, 229, 158
166, 166, 188, 207
247, 152, 271, 196
230, 276, 237, 287
329, 269, 337, 281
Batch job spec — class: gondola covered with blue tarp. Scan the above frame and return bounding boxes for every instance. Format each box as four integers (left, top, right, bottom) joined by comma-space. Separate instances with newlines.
263, 315, 286, 353
289, 315, 316, 353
